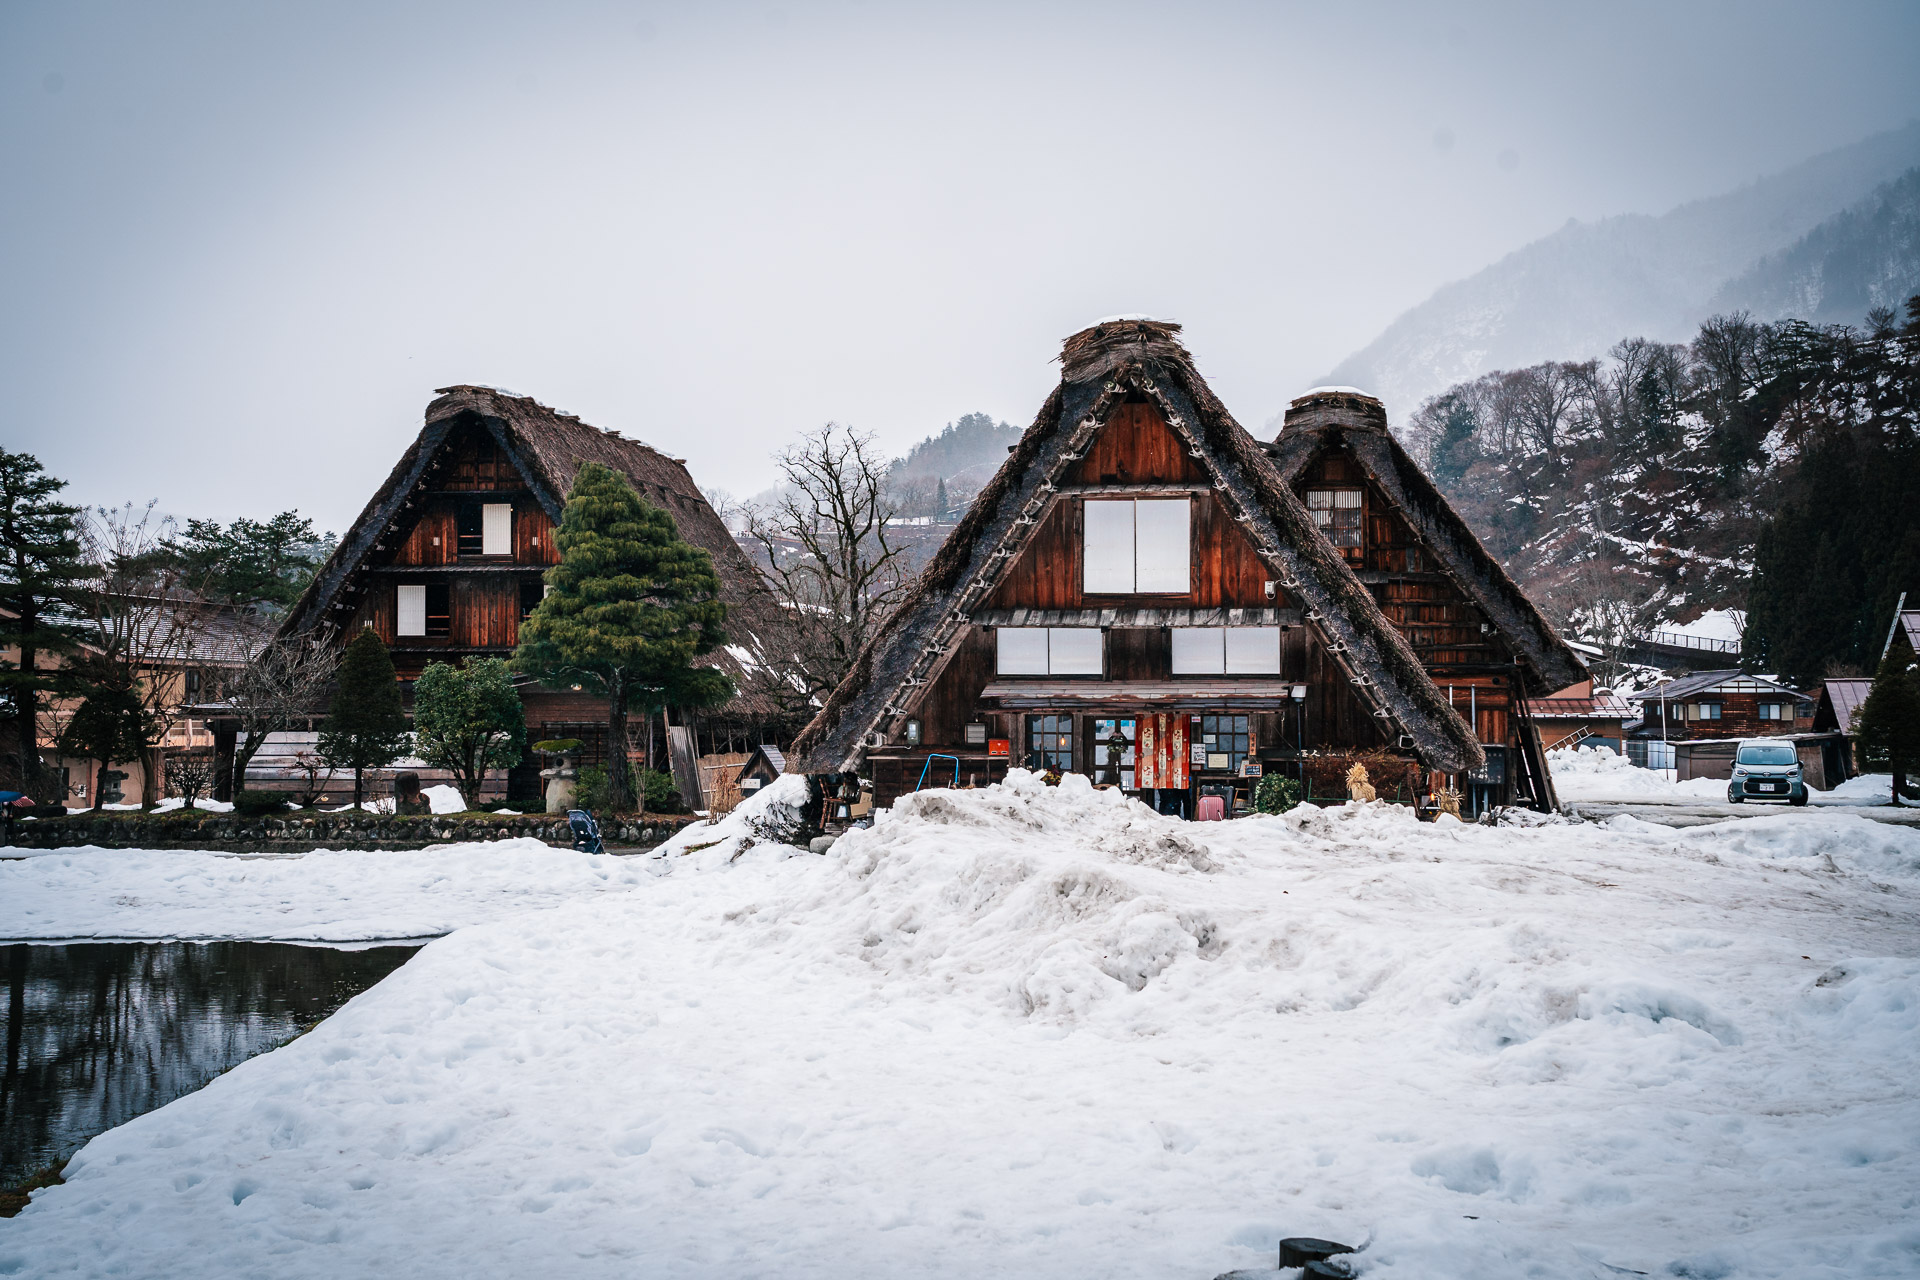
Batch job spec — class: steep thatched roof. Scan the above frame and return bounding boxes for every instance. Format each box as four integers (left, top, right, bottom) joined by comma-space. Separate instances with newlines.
789, 320, 1486, 774
279, 386, 787, 712
1266, 389, 1588, 697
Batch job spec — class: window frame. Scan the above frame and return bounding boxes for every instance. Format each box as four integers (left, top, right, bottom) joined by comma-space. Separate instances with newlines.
1305, 487, 1365, 553
1170, 626, 1282, 676
1081, 497, 1191, 595
996, 627, 1105, 677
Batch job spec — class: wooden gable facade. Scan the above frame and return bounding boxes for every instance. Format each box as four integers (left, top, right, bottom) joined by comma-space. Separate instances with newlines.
1266, 389, 1589, 811
791, 321, 1494, 814
279, 386, 790, 800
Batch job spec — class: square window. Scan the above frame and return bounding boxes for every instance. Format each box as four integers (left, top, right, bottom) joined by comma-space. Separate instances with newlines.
1171, 627, 1225, 674
1082, 498, 1190, 594
1223, 626, 1281, 674
1047, 628, 1103, 675
997, 628, 1050, 675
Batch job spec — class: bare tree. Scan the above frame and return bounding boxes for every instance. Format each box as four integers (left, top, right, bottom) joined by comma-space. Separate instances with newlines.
744, 425, 909, 710
78, 502, 226, 806
165, 753, 215, 807
220, 635, 341, 798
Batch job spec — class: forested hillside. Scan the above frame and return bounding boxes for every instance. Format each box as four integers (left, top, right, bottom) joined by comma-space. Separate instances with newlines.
1402, 298, 1920, 687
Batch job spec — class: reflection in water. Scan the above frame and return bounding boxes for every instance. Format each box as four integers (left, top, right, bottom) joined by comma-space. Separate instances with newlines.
1, 941, 420, 1184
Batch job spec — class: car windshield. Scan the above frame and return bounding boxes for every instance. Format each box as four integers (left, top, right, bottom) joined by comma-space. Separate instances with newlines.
1737, 745, 1796, 766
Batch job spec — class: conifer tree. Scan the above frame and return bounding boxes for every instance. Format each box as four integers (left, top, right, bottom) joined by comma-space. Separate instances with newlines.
1856, 648, 1920, 806
56, 686, 150, 810
411, 658, 526, 811
0, 450, 99, 799
513, 463, 730, 813
317, 628, 411, 809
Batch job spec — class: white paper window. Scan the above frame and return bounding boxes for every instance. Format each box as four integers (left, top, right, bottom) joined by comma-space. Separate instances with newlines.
1173, 626, 1282, 675
1133, 499, 1190, 593
1171, 627, 1225, 674
997, 628, 1050, 675
1048, 628, 1104, 675
996, 627, 1103, 676
1224, 626, 1282, 674
396, 585, 427, 637
1082, 501, 1135, 594
482, 504, 512, 556
1083, 498, 1189, 594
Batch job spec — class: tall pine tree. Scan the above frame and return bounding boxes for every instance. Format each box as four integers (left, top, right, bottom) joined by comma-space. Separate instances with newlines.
0, 450, 99, 800
317, 628, 411, 809
513, 463, 731, 813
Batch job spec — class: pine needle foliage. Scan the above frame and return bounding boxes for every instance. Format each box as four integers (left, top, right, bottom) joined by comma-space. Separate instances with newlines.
1856, 648, 1920, 805
514, 462, 730, 813
57, 687, 152, 810
0, 450, 99, 799
318, 628, 411, 809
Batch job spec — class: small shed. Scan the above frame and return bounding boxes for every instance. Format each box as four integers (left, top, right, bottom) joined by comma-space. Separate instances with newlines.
1813, 678, 1873, 778
738, 745, 787, 796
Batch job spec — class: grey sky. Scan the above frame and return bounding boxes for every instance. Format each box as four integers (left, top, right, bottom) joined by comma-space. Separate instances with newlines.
6, 1, 1918, 533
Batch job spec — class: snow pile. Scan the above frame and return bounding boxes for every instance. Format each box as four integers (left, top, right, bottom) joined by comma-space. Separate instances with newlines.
0, 841, 654, 941
6, 777, 1919, 1278
97, 797, 236, 814
655, 771, 812, 866
1548, 745, 1725, 801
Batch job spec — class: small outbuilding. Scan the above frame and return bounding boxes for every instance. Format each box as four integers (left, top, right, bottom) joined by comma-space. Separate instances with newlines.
737, 745, 787, 796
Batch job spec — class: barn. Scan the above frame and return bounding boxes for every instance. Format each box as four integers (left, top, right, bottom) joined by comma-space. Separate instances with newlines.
789, 320, 1534, 815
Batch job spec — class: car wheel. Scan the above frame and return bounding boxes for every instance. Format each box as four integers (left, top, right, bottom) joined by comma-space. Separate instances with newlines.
1790, 792, 1808, 807
1728, 794, 1744, 804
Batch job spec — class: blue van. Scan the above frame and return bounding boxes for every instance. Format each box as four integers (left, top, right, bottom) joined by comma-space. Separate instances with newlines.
1727, 738, 1809, 806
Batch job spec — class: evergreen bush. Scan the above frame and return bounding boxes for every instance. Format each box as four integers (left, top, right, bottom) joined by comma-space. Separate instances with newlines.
1254, 774, 1303, 815
233, 789, 290, 816
573, 765, 611, 813
639, 768, 684, 814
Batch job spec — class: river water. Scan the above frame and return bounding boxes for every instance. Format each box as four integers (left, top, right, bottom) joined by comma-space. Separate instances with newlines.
1, 940, 421, 1186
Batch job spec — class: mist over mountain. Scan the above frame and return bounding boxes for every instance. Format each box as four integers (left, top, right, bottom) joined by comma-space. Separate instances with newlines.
1321, 122, 1920, 421
1712, 166, 1920, 325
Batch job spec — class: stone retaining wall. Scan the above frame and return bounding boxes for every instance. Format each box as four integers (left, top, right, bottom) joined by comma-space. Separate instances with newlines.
3, 811, 703, 853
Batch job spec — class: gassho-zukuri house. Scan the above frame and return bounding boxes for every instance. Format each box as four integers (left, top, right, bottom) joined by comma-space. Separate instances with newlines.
789, 319, 1588, 817
249, 385, 789, 805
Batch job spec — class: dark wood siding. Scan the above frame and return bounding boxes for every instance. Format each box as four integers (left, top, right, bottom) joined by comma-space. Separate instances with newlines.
1067, 403, 1206, 485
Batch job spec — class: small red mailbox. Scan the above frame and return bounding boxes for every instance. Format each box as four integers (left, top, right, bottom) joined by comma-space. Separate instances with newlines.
987, 738, 1010, 758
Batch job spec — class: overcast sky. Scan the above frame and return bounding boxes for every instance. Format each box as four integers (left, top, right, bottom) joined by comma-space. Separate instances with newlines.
6, 0, 1919, 533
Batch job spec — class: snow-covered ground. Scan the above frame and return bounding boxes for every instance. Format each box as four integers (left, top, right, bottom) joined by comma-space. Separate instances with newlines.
1661, 607, 1746, 644
1549, 745, 1728, 802
4, 772, 1918, 1278
1551, 746, 1911, 810
0, 840, 652, 941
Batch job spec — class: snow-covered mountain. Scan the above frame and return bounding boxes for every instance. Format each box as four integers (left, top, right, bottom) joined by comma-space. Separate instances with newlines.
1711, 166, 1920, 325
1323, 122, 1920, 419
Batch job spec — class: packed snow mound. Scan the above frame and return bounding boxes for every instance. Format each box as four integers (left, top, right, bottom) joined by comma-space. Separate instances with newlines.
656, 771, 812, 866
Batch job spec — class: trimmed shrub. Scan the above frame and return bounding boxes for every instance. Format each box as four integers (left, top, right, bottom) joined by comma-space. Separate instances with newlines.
1254, 774, 1303, 815
233, 789, 292, 816
640, 768, 685, 814
573, 765, 611, 814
